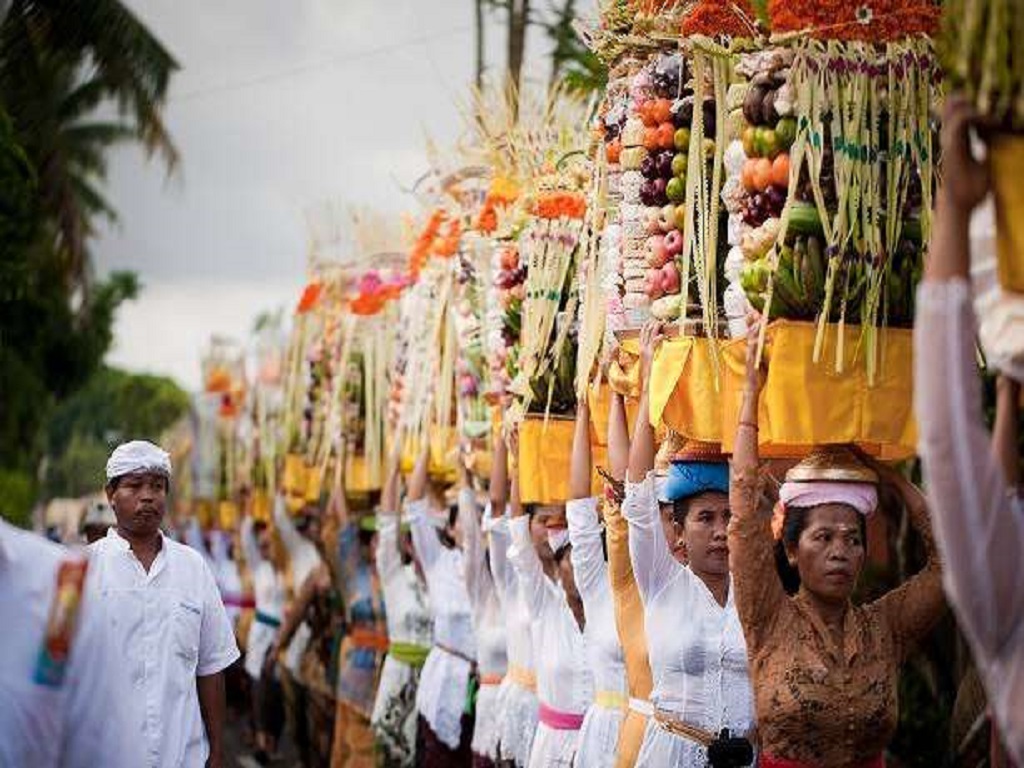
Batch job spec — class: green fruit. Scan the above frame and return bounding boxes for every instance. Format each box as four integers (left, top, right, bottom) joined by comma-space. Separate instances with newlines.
742, 126, 757, 157
674, 204, 687, 229
666, 176, 686, 203
671, 153, 688, 177
775, 116, 797, 149
761, 128, 779, 158
674, 127, 691, 151
702, 138, 716, 158
752, 126, 767, 157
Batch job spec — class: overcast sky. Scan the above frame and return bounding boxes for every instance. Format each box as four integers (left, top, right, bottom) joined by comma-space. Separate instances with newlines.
95, 0, 575, 390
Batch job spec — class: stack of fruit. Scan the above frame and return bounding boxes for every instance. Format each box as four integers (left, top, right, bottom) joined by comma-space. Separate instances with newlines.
618, 52, 690, 324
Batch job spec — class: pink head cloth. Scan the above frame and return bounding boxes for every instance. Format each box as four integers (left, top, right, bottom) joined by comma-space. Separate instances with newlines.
772, 481, 877, 540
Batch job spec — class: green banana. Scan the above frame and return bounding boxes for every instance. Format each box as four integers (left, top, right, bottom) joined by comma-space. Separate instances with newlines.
805, 236, 826, 306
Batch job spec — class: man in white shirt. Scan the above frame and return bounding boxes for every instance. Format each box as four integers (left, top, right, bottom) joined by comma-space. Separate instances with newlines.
86, 440, 240, 768
0, 518, 129, 767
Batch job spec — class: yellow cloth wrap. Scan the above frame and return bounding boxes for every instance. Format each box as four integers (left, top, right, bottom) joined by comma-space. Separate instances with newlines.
345, 453, 381, 494
283, 453, 306, 494
518, 415, 607, 504
399, 426, 459, 483
217, 500, 239, 531
992, 136, 1024, 293
595, 690, 628, 711
251, 490, 271, 523
608, 338, 641, 398
304, 462, 322, 502
720, 320, 917, 460
195, 498, 215, 529
508, 664, 537, 692
603, 496, 653, 768
588, 384, 639, 447
649, 336, 725, 442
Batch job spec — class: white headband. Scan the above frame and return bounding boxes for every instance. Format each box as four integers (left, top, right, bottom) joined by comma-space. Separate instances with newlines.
106, 440, 172, 482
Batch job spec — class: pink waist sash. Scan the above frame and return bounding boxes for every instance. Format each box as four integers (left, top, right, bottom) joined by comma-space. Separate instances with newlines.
538, 702, 585, 731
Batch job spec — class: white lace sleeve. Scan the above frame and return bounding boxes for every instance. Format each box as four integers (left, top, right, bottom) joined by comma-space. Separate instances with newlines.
273, 494, 305, 561
622, 471, 685, 604
508, 515, 550, 619
459, 490, 493, 614
566, 496, 609, 609
406, 498, 441, 574
915, 278, 1024, 762
240, 516, 261, 569
375, 511, 401, 583
486, 514, 514, 607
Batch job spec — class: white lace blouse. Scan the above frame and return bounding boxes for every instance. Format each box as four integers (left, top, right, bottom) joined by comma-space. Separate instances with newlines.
406, 498, 477, 749
508, 515, 593, 766
915, 279, 1024, 764
622, 473, 756, 766
487, 514, 539, 767
566, 497, 628, 768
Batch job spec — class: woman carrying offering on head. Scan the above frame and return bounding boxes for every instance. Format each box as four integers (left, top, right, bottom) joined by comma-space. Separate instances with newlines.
622, 321, 755, 768
564, 397, 628, 768
730, 315, 947, 767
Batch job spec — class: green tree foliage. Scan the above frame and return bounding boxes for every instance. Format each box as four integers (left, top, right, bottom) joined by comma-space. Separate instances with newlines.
543, 0, 607, 95
0, 1, 178, 523
43, 365, 190, 498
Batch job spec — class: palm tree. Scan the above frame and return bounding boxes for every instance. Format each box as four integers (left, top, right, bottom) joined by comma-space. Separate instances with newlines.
0, 0, 178, 293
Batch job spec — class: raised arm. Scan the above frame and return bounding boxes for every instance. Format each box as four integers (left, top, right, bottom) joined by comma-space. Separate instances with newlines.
240, 515, 262, 570
405, 443, 443, 573
185, 518, 212, 564
916, 96, 1024, 666
622, 322, 683, 602
376, 458, 403, 583
727, 315, 786, 651
622, 472, 683, 603
506, 432, 550, 619
992, 377, 1020, 490
868, 467, 946, 659
273, 493, 306, 560
627, 322, 662, 484
459, 478, 491, 614
566, 400, 608, 606
491, 428, 509, 517
608, 390, 630, 483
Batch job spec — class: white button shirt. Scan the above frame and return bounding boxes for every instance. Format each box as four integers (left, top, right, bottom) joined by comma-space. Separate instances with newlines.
0, 519, 129, 768
86, 527, 240, 767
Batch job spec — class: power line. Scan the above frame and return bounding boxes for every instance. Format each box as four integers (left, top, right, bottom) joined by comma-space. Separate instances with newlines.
170, 23, 473, 105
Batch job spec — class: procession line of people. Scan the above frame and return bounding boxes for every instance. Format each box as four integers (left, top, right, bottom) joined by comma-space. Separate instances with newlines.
3, 98, 1023, 768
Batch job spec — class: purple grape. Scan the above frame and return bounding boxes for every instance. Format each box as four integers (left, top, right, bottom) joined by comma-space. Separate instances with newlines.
655, 150, 675, 178
640, 179, 659, 206
766, 185, 787, 211
640, 155, 658, 179
653, 178, 668, 204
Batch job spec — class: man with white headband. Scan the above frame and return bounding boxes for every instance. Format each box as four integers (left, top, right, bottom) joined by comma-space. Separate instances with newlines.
84, 440, 240, 768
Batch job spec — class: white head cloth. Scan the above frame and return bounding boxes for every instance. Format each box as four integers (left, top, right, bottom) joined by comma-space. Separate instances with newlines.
106, 440, 172, 482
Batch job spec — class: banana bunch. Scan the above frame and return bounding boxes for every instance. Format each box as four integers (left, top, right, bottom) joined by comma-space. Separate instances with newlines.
740, 235, 828, 320
885, 240, 923, 328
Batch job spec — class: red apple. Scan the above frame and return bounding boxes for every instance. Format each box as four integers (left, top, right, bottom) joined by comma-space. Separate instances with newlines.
646, 235, 668, 268
644, 207, 662, 234
658, 204, 675, 233
644, 270, 664, 299
660, 262, 681, 294
663, 229, 683, 257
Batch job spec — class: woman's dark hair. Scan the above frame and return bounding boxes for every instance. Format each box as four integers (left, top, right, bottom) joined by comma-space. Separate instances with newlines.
253, 521, 268, 535
357, 527, 375, 548
773, 505, 868, 595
